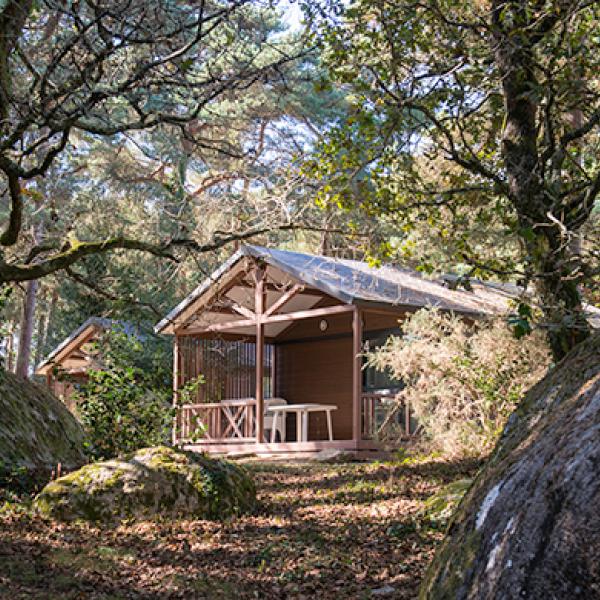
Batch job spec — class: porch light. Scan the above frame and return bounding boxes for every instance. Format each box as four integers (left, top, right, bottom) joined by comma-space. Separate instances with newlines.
319, 319, 328, 331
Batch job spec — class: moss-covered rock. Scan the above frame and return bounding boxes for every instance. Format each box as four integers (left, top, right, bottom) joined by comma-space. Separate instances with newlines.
421, 332, 600, 599
34, 446, 256, 523
0, 369, 86, 490
422, 478, 472, 526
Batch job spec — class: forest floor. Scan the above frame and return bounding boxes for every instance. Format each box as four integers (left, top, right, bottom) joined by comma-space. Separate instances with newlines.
0, 455, 479, 600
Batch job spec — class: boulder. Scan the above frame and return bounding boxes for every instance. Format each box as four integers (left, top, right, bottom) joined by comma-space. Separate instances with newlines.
0, 369, 86, 490
420, 332, 600, 599
34, 446, 256, 523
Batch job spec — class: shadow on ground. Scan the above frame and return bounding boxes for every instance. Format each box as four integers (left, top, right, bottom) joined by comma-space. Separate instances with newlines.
0, 456, 480, 600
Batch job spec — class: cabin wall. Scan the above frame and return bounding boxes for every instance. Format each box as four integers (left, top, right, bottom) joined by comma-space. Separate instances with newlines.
275, 303, 351, 342
363, 310, 406, 332
274, 310, 405, 442
275, 336, 354, 441
49, 373, 88, 413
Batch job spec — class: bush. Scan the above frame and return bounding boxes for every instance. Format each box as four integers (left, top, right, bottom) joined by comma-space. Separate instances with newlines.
368, 309, 551, 456
73, 326, 173, 459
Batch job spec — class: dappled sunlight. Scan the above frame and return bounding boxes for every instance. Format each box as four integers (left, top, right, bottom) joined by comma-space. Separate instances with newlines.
0, 457, 478, 599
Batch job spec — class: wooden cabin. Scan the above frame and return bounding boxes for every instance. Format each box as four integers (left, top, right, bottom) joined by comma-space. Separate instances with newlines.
156, 245, 514, 455
35, 318, 124, 410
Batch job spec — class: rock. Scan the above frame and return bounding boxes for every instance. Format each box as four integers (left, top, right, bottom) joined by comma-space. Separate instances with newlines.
420, 332, 600, 599
314, 449, 357, 463
371, 585, 396, 596
422, 478, 473, 525
0, 369, 86, 490
34, 446, 256, 524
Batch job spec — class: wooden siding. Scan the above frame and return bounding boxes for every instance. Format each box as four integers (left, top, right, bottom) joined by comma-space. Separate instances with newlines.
277, 307, 404, 343
275, 335, 354, 441
275, 297, 350, 341
49, 373, 88, 412
363, 310, 406, 332
178, 336, 272, 403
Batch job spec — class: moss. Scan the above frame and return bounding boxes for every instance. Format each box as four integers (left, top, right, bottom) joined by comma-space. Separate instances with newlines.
34, 446, 256, 525
422, 478, 473, 525
419, 527, 483, 599
0, 369, 86, 490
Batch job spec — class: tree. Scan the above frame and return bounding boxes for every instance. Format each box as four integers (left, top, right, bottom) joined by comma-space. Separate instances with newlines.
0, 2, 357, 376
0, 0, 305, 284
73, 326, 173, 459
308, 0, 600, 359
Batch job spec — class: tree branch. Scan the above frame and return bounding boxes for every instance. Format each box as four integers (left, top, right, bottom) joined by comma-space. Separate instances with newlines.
64, 266, 163, 317
0, 223, 356, 284
0, 170, 23, 246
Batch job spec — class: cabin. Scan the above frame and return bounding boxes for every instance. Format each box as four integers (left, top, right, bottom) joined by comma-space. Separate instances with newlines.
35, 317, 128, 410
156, 245, 515, 455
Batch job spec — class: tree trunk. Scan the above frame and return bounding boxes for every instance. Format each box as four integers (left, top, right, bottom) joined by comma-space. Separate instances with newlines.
34, 286, 57, 367
33, 309, 46, 369
5, 325, 14, 372
491, 2, 590, 361
535, 249, 590, 360
319, 206, 333, 256
421, 332, 600, 599
15, 277, 39, 378
15, 222, 43, 378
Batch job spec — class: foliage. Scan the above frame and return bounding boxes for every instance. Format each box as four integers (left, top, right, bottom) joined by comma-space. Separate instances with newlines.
368, 309, 551, 456
308, 0, 600, 359
0, 461, 29, 498
0, 1, 315, 284
73, 327, 173, 459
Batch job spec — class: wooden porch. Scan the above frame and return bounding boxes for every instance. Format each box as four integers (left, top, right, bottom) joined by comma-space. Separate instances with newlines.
162, 250, 416, 455
175, 393, 413, 454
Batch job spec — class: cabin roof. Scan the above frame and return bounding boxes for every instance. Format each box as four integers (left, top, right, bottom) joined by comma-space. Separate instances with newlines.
35, 317, 136, 375
155, 245, 529, 334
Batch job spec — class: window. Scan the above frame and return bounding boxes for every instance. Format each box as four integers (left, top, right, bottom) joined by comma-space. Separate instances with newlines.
362, 330, 403, 393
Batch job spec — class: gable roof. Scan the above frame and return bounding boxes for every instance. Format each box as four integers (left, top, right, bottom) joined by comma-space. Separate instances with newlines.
155, 245, 525, 334
35, 317, 136, 375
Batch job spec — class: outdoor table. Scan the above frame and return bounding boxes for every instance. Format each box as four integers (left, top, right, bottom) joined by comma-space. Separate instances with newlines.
267, 403, 337, 443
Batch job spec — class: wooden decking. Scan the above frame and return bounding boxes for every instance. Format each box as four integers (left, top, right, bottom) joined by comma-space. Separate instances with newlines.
181, 438, 382, 456
175, 393, 414, 455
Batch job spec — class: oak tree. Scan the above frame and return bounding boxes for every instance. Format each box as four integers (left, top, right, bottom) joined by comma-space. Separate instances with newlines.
0, 0, 304, 284
309, 0, 600, 359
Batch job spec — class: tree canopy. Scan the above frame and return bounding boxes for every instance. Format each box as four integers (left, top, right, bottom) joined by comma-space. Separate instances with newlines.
0, 0, 312, 283
307, 0, 600, 359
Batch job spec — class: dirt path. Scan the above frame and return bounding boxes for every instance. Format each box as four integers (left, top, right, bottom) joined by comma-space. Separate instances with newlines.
0, 457, 477, 599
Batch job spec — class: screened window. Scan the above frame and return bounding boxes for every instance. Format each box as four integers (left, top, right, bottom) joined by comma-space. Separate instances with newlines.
362, 330, 403, 393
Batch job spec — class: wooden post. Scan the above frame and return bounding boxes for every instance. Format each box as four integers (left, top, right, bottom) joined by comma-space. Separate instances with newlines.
254, 264, 266, 443
352, 307, 363, 446
172, 335, 181, 446
271, 344, 277, 399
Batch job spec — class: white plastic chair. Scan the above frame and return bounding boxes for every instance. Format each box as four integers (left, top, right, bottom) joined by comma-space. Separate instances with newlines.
264, 397, 287, 442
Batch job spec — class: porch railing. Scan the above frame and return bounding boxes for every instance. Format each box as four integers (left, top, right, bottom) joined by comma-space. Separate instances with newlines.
361, 392, 413, 440
176, 399, 256, 444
